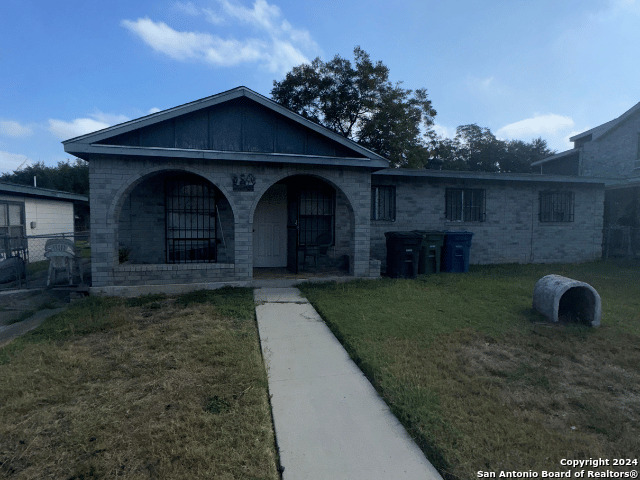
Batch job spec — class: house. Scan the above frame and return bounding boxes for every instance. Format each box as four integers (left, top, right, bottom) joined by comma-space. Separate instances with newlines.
0, 182, 88, 261
532, 101, 640, 256
63, 87, 604, 295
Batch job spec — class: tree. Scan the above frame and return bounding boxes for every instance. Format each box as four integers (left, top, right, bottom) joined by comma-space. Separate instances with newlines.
430, 126, 555, 173
453, 124, 501, 172
0, 159, 89, 195
271, 46, 437, 168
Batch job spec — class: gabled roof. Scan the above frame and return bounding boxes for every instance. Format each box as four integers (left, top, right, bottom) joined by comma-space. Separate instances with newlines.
63, 86, 389, 169
0, 182, 88, 202
533, 100, 640, 168
570, 101, 640, 142
531, 148, 579, 167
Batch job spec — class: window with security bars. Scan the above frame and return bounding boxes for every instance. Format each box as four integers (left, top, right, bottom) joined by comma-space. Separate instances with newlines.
371, 185, 396, 221
165, 177, 217, 263
298, 189, 335, 247
445, 188, 486, 222
539, 191, 574, 222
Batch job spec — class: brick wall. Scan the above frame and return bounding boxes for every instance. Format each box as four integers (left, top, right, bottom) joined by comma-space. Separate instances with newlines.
580, 109, 640, 178
371, 174, 604, 269
90, 157, 373, 287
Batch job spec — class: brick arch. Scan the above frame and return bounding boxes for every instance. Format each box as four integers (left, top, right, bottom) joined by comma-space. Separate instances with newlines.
108, 166, 236, 225
249, 171, 356, 222
250, 173, 356, 273
109, 167, 236, 266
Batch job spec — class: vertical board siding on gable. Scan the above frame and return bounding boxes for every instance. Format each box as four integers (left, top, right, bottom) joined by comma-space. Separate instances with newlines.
175, 110, 209, 150
139, 120, 175, 148
96, 97, 363, 159
275, 116, 307, 154
209, 101, 243, 152
243, 102, 275, 153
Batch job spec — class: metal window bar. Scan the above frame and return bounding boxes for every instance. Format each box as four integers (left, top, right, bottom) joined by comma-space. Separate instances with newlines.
446, 189, 462, 221
539, 191, 574, 222
446, 188, 485, 222
371, 186, 396, 221
298, 189, 335, 246
165, 177, 217, 263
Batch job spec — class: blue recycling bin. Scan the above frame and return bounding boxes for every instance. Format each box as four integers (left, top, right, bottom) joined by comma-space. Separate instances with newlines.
442, 231, 473, 273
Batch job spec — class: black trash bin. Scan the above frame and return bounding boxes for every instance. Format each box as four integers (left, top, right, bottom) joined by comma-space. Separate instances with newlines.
413, 231, 445, 274
442, 231, 473, 273
385, 231, 423, 278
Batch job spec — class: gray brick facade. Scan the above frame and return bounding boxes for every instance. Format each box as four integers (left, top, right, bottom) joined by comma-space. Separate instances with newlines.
536, 102, 640, 180
580, 108, 640, 178
371, 173, 604, 268
67, 87, 608, 293
89, 157, 373, 288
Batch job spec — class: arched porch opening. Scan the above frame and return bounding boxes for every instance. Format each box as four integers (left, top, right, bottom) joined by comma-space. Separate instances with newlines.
116, 170, 235, 265
252, 174, 355, 276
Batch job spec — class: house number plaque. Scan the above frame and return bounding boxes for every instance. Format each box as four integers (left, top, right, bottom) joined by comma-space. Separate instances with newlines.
232, 173, 256, 192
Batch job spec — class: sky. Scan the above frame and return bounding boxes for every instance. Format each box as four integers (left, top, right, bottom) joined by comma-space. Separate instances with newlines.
1, 0, 639, 173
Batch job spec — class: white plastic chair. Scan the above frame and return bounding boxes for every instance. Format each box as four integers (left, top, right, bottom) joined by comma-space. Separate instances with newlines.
44, 238, 77, 286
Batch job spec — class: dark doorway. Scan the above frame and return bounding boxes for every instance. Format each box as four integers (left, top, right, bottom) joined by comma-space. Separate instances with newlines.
284, 179, 335, 273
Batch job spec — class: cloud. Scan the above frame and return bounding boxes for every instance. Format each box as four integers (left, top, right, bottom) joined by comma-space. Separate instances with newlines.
497, 113, 577, 151
218, 0, 279, 29
467, 75, 496, 92
497, 114, 575, 139
173, 1, 202, 16
432, 123, 454, 139
48, 111, 130, 140
0, 120, 33, 138
123, 0, 317, 73
148, 107, 162, 114
0, 150, 31, 173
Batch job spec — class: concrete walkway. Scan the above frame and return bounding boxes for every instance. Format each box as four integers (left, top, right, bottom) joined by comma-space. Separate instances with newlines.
0, 308, 65, 346
254, 287, 442, 480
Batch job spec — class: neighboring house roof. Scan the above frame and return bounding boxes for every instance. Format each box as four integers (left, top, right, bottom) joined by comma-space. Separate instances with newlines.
532, 101, 640, 168
0, 182, 88, 203
373, 168, 605, 186
570, 101, 640, 143
531, 149, 578, 167
63, 86, 389, 170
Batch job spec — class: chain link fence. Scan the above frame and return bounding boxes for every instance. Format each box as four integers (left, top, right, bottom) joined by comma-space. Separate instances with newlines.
0, 231, 90, 291
603, 225, 640, 258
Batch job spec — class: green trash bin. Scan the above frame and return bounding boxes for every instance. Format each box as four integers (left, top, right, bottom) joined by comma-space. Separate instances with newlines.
413, 231, 445, 274
385, 231, 423, 278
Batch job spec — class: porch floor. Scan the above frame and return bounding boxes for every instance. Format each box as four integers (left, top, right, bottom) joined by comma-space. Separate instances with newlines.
253, 267, 349, 279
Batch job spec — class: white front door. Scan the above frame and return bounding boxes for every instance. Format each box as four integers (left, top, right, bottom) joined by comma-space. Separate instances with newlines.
253, 184, 287, 267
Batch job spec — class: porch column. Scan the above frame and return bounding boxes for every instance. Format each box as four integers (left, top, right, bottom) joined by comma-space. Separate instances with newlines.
232, 195, 254, 281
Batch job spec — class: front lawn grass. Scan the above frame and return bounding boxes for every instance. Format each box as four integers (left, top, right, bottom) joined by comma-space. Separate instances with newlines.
299, 260, 640, 480
0, 288, 278, 480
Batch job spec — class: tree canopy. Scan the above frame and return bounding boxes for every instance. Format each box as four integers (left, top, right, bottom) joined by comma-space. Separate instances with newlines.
430, 125, 555, 173
271, 46, 437, 168
0, 159, 89, 195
